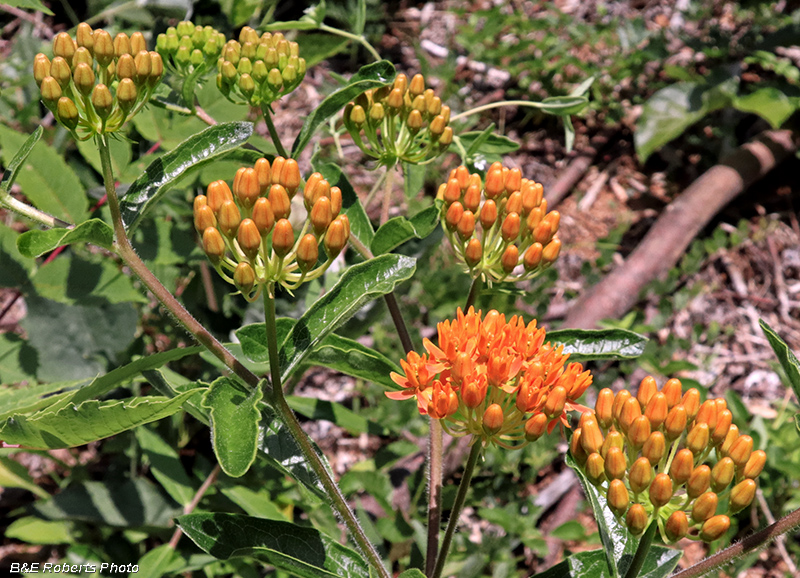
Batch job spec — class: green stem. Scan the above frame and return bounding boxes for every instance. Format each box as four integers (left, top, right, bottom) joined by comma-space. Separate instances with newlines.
425, 419, 443, 577
262, 289, 391, 578
432, 440, 482, 578
450, 100, 562, 123
623, 520, 657, 578
0, 191, 71, 229
671, 506, 800, 578
464, 276, 482, 311
96, 134, 264, 393
262, 106, 290, 158
380, 163, 396, 226
318, 23, 381, 62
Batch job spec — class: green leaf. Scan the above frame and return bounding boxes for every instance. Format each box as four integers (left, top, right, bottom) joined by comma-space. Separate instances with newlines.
0, 390, 202, 449
0, 124, 87, 223
177, 512, 370, 578
370, 204, 440, 255
402, 161, 427, 200
636, 545, 681, 578
0, 332, 39, 385
566, 451, 634, 578
547, 328, 647, 362
31, 254, 148, 305
0, 379, 86, 421
296, 33, 350, 67
458, 131, 521, 156
278, 254, 416, 380
292, 60, 396, 156
0, 456, 49, 498
0, 223, 35, 289
236, 318, 295, 364
733, 87, 796, 129
220, 485, 290, 521
0, 126, 42, 195
316, 162, 374, 248
136, 427, 196, 507
398, 571, 426, 578
5, 518, 73, 545
306, 333, 401, 389
17, 219, 114, 257
287, 396, 387, 436
202, 377, 264, 477
796, 413, 800, 436
35, 478, 180, 528
137, 544, 181, 578
539, 95, 589, 116
528, 550, 610, 578
76, 135, 131, 179
119, 122, 254, 233
760, 319, 800, 403
2, 0, 54, 14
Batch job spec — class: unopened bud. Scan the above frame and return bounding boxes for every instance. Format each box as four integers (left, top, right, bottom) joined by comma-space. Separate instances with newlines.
207, 180, 233, 212
202, 227, 225, 263
686, 422, 710, 454
272, 219, 294, 258
670, 449, 694, 485
682, 388, 701, 419
626, 504, 648, 536
542, 239, 561, 264
628, 415, 651, 449
692, 492, 718, 523
649, 473, 673, 508
91, 84, 113, 119
463, 184, 481, 212
268, 184, 291, 220
76, 23, 94, 52
727, 435, 753, 466
637, 376, 658, 407
743, 450, 766, 479
500, 245, 519, 273
696, 400, 718, 430
252, 197, 275, 235
194, 204, 217, 233
56, 97, 79, 129
619, 397, 642, 434
524, 412, 548, 442
662, 378, 683, 407
73, 63, 95, 96
479, 199, 498, 231
711, 457, 735, 492
644, 392, 668, 429
482, 403, 504, 436
311, 196, 333, 235
114, 32, 132, 58
237, 218, 262, 259
465, 238, 482, 267
457, 210, 475, 241
233, 262, 256, 295
296, 234, 319, 272
40, 76, 62, 106
50, 57, 71, 87
664, 405, 688, 440
501, 212, 521, 242
665, 511, 688, 542
281, 159, 301, 193
699, 515, 730, 542
601, 430, 625, 460
607, 479, 629, 516
687, 465, 711, 498
234, 167, 260, 208
729, 479, 756, 513
585, 452, 605, 486
629, 457, 653, 494
94, 30, 114, 66
324, 216, 348, 257
720, 424, 739, 456
604, 446, 626, 480
570, 428, 588, 465
217, 200, 241, 237
53, 32, 76, 64
33, 53, 51, 86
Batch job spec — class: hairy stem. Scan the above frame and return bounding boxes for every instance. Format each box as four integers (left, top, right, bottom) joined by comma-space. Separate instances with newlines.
96, 134, 264, 393
168, 464, 222, 549
0, 190, 70, 229
432, 440, 482, 578
262, 106, 289, 158
425, 419, 443, 577
623, 520, 657, 578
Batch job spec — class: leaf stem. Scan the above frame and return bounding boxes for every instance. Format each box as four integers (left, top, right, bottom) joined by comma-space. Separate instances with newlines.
319, 23, 381, 62
623, 520, 657, 578
450, 99, 581, 123
261, 105, 289, 158
464, 276, 482, 311
262, 288, 391, 578
432, 439, 482, 578
0, 190, 71, 229
96, 134, 264, 393
671, 506, 800, 578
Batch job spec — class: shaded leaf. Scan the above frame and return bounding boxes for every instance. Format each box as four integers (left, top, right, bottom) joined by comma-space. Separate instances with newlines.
760, 319, 800, 404
0, 456, 49, 498
371, 204, 440, 255
278, 254, 416, 380
306, 333, 401, 389
137, 544, 181, 578
296, 33, 350, 67
539, 96, 590, 116
202, 377, 264, 477
0, 126, 42, 195
0, 223, 35, 289
5, 517, 73, 544
17, 219, 113, 257
292, 60, 396, 156
398, 570, 426, 578
120, 122, 253, 233
236, 318, 295, 364
637, 546, 681, 578
548, 328, 647, 362
4, 0, 54, 14
0, 390, 202, 449
177, 512, 370, 578
136, 427, 196, 507
287, 396, 387, 436
733, 87, 796, 129
0, 333, 39, 385
458, 131, 520, 156
0, 379, 85, 421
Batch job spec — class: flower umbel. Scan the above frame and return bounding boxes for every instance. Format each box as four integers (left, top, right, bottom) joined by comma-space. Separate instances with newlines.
572, 376, 765, 543
438, 162, 561, 284
387, 307, 592, 448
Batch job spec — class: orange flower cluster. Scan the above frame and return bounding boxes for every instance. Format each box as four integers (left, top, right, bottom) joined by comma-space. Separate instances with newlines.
572, 376, 766, 543
387, 308, 592, 448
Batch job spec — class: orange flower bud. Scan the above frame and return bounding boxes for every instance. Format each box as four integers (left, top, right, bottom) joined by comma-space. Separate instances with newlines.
612, 389, 632, 422
272, 219, 294, 258
629, 457, 653, 494
296, 233, 319, 272
500, 244, 519, 273
541, 238, 561, 264
696, 400, 718, 430
33, 53, 51, 87
53, 32, 76, 64
699, 515, 730, 542
642, 431, 666, 464
251, 197, 275, 235
134, 50, 152, 83
720, 424, 739, 456
524, 412, 548, 442
465, 238, 482, 267
570, 428, 588, 465
608, 479, 630, 516
392, 73, 408, 93
234, 262, 256, 294
628, 415, 651, 449
670, 449, 695, 485
533, 220, 552, 245
329, 186, 342, 217
255, 158, 272, 191
523, 243, 543, 271
280, 159, 301, 193
595, 388, 614, 429
665, 511, 688, 542
664, 405, 688, 441
604, 446, 626, 480
521, 182, 543, 214
601, 430, 625, 460
429, 381, 457, 420
72, 63, 95, 96
268, 184, 291, 220
637, 376, 658, 407
729, 479, 757, 513
324, 216, 348, 257
194, 204, 217, 233
577, 416, 602, 453
217, 200, 241, 237
49, 56, 71, 87
644, 392, 668, 430
40, 76, 62, 106
626, 504, 648, 536
207, 180, 233, 212
505, 191, 523, 215
501, 212, 521, 242
728, 435, 753, 467
685, 422, 710, 454
662, 378, 683, 408
711, 409, 733, 445
505, 167, 522, 192
483, 403, 504, 436
479, 199, 498, 231
114, 32, 132, 58
311, 196, 333, 235
687, 465, 711, 498
485, 165, 505, 199
194, 195, 208, 212
649, 473, 674, 508
202, 227, 225, 263
445, 201, 464, 231
386, 87, 404, 110
443, 178, 462, 205
130, 31, 146, 55
457, 210, 475, 241
454, 166, 470, 191
692, 492, 719, 523
619, 397, 642, 434
234, 167, 260, 208
585, 452, 605, 486
237, 218, 261, 259
270, 157, 286, 185
463, 184, 481, 212
526, 207, 543, 232
711, 457, 735, 492
681, 388, 701, 419
438, 126, 453, 146
743, 450, 766, 479
76, 23, 94, 52
409, 73, 425, 96
461, 373, 487, 409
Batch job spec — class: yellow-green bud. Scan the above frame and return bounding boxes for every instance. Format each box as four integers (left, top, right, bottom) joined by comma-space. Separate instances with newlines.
691, 491, 718, 523
626, 504, 648, 536
33, 53, 51, 87
73, 62, 95, 96
114, 33, 132, 58
649, 473, 674, 508
117, 78, 138, 112
53, 32, 76, 65
729, 479, 756, 513
233, 262, 256, 295
91, 84, 113, 119
94, 29, 115, 66
130, 31, 146, 55
56, 97, 79, 129
134, 51, 152, 83
40, 76, 62, 106
50, 57, 71, 88
76, 22, 94, 53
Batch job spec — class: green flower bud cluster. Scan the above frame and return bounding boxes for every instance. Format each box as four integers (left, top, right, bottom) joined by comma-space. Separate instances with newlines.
343, 73, 452, 166
156, 21, 225, 77
571, 376, 766, 544
34, 23, 163, 137
196, 157, 350, 299
215, 27, 306, 107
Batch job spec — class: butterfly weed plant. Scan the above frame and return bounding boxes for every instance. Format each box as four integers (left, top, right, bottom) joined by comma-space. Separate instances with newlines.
1, 9, 799, 578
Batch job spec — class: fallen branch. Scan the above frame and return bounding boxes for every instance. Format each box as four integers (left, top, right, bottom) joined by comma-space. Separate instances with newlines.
547, 129, 614, 207
563, 129, 797, 329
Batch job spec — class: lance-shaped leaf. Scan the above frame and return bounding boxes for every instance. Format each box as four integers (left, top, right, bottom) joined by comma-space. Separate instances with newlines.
0, 456, 49, 498
371, 203, 440, 256
119, 122, 253, 233
529, 546, 679, 578
177, 512, 370, 578
278, 254, 416, 380
0, 126, 42, 195
202, 377, 264, 478
292, 60, 396, 156
17, 219, 114, 257
760, 319, 800, 402
0, 390, 202, 449
136, 427, 196, 507
0, 379, 87, 421
548, 328, 647, 363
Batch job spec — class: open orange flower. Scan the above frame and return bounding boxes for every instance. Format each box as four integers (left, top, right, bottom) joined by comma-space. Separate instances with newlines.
387, 307, 592, 448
